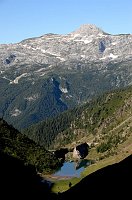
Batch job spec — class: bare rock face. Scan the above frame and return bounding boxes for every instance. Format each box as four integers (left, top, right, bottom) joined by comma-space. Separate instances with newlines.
0, 24, 132, 75
0, 24, 132, 129
71, 24, 104, 36
73, 143, 89, 159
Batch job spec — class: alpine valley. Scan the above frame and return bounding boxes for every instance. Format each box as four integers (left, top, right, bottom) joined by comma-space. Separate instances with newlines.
0, 24, 132, 199
0, 24, 132, 130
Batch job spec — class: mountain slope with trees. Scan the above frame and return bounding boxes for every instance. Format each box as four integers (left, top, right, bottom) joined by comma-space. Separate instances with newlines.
0, 24, 132, 130
24, 86, 132, 153
0, 118, 61, 173
23, 86, 132, 178
0, 151, 58, 199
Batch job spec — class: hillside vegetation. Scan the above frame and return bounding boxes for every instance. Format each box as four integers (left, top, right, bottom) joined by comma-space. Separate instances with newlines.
24, 86, 132, 156
23, 85, 132, 192
0, 151, 58, 199
0, 118, 61, 173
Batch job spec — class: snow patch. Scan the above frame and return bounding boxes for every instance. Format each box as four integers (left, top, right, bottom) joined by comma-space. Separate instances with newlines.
111, 42, 118, 45
10, 73, 28, 84
2, 76, 12, 82
83, 39, 93, 44
22, 44, 37, 51
109, 53, 118, 59
69, 33, 94, 44
40, 49, 66, 61
46, 52, 65, 61
39, 72, 46, 76
11, 109, 22, 117
100, 56, 108, 60
48, 65, 53, 68
35, 65, 53, 73
100, 53, 118, 60
39, 49, 46, 53
74, 38, 93, 44
59, 87, 68, 93
67, 66, 72, 70
81, 55, 86, 58
35, 68, 45, 72
66, 95, 73, 99
56, 56, 66, 61
25, 94, 39, 101
70, 33, 81, 39
59, 76, 66, 80
116, 76, 120, 87
98, 33, 104, 37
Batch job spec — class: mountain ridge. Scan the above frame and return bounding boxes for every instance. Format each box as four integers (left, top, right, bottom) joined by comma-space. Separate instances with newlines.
71, 24, 105, 35
0, 24, 132, 129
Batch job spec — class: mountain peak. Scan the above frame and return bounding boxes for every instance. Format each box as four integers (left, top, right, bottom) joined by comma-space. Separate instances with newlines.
72, 24, 105, 36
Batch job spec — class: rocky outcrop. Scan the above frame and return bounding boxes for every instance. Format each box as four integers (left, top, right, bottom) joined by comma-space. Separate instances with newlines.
73, 143, 89, 159
0, 24, 132, 129
0, 24, 132, 69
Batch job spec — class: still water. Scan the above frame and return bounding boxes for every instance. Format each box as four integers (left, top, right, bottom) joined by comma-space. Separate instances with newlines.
53, 159, 90, 177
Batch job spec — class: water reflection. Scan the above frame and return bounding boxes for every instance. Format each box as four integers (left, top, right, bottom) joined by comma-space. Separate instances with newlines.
74, 159, 90, 170
52, 159, 92, 177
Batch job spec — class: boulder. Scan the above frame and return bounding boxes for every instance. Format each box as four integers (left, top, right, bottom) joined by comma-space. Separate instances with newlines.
73, 143, 89, 159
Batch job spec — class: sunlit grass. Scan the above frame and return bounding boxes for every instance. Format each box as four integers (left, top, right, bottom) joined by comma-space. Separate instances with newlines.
51, 134, 132, 193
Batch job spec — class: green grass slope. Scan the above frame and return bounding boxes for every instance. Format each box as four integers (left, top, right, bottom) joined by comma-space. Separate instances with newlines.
59, 154, 132, 199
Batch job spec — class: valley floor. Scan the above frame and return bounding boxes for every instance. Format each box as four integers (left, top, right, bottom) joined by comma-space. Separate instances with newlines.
49, 132, 132, 193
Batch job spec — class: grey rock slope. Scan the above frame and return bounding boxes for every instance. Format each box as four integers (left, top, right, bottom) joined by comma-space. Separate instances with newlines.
0, 24, 132, 129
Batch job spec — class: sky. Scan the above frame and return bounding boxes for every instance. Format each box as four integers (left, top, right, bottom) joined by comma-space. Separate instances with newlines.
0, 0, 132, 44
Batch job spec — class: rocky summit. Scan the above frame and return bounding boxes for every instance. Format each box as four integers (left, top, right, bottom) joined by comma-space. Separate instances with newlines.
1, 24, 132, 68
0, 24, 132, 129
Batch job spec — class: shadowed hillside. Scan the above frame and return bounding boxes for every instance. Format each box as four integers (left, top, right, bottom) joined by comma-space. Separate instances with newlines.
59, 155, 132, 199
0, 118, 61, 173
0, 152, 57, 199
0, 151, 131, 199
0, 119, 131, 200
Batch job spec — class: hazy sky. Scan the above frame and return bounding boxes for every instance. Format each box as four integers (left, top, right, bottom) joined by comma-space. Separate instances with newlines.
0, 0, 132, 44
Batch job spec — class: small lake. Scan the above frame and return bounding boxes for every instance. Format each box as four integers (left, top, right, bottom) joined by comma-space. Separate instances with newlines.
53, 159, 91, 178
